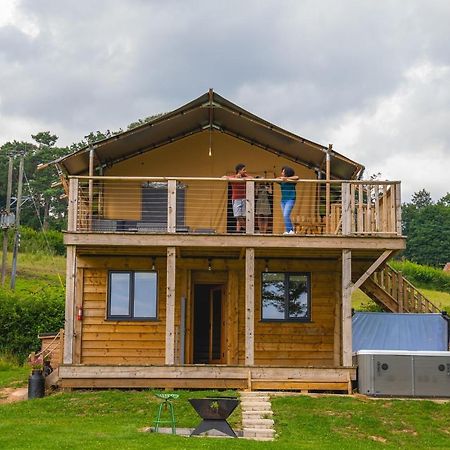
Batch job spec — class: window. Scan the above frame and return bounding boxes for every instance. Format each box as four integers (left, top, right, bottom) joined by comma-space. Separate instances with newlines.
108, 271, 158, 320
261, 272, 311, 321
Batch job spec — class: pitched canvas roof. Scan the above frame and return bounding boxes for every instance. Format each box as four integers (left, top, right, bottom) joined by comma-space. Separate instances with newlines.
51, 90, 364, 179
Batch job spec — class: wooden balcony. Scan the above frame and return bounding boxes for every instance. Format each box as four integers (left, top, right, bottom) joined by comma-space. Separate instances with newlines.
67, 176, 402, 238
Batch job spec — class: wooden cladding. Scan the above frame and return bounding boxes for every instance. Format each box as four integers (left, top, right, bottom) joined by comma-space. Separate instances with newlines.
75, 255, 341, 367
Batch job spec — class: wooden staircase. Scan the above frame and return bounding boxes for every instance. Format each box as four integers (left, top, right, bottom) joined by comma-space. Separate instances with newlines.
360, 265, 441, 313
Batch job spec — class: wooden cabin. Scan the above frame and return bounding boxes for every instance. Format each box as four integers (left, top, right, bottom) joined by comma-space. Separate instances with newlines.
50, 90, 405, 391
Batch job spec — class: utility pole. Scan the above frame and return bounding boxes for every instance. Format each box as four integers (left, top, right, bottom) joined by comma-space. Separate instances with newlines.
1, 156, 14, 286
10, 154, 24, 290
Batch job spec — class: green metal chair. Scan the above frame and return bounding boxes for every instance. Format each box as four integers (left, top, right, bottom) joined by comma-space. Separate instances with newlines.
153, 392, 179, 434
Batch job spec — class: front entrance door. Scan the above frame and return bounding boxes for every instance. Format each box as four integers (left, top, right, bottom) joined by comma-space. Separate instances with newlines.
193, 284, 223, 364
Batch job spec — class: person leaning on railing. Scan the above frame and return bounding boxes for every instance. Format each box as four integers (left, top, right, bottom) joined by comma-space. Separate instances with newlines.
277, 166, 299, 234
222, 163, 253, 233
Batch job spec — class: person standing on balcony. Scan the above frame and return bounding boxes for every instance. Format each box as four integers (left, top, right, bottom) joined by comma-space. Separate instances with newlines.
277, 166, 299, 234
255, 177, 272, 234
223, 163, 251, 233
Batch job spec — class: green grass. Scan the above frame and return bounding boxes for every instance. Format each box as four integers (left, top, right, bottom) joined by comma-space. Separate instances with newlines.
0, 361, 29, 390
1, 390, 450, 449
418, 288, 450, 311
1, 252, 65, 291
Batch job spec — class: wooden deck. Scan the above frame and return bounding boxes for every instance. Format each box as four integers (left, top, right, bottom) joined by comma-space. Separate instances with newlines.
56, 365, 356, 393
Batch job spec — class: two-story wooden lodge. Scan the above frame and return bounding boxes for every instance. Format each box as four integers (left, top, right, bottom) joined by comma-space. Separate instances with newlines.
49, 90, 405, 391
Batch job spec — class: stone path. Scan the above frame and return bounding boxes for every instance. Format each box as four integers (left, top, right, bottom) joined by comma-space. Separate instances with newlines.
240, 391, 276, 441
0, 387, 28, 404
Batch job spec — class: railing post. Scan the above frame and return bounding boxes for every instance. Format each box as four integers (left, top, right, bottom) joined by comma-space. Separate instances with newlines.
325, 145, 331, 233
88, 147, 94, 231
167, 180, 177, 233
397, 271, 404, 312
341, 183, 351, 235
246, 180, 255, 235
67, 178, 79, 232
395, 183, 402, 235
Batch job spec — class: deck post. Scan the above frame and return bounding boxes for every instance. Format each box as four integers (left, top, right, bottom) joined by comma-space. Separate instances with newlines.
67, 178, 79, 232
167, 180, 177, 233
245, 248, 255, 365
88, 147, 94, 231
341, 183, 351, 235
165, 247, 176, 365
63, 245, 76, 364
395, 183, 402, 235
246, 180, 255, 234
341, 249, 353, 367
325, 144, 331, 233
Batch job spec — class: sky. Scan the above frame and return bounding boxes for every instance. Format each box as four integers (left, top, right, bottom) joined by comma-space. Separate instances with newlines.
0, 0, 449, 202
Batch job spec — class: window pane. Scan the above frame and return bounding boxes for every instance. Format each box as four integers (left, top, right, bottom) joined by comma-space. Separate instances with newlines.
134, 272, 157, 318
288, 274, 309, 318
262, 273, 285, 319
110, 273, 130, 316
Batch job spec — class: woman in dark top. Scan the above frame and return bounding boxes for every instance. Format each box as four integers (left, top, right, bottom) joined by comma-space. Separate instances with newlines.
278, 166, 299, 234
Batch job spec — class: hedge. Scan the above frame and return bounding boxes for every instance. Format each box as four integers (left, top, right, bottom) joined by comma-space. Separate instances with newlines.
6, 226, 65, 256
0, 286, 65, 363
390, 260, 450, 293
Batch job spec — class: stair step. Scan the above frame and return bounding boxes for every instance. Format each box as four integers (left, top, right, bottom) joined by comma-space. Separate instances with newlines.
241, 402, 272, 411
242, 410, 274, 418
243, 427, 276, 438
240, 395, 270, 402
242, 418, 274, 428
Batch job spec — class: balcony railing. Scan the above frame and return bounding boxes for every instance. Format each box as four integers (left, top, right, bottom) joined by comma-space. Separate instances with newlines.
67, 176, 402, 237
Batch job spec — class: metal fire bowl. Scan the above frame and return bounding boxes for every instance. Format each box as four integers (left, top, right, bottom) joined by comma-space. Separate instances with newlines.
188, 397, 238, 420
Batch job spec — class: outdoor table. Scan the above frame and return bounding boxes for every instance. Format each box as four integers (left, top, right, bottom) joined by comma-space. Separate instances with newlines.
189, 397, 239, 437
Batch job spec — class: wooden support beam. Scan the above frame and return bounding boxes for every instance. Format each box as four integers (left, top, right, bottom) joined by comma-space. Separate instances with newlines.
165, 247, 176, 365
63, 246, 76, 364
167, 180, 177, 233
351, 250, 393, 292
341, 249, 352, 367
245, 248, 255, 365
334, 268, 342, 366
246, 180, 255, 234
73, 268, 84, 364
226, 271, 239, 364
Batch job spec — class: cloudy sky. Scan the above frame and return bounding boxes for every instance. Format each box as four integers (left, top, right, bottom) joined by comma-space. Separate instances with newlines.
1, 0, 449, 201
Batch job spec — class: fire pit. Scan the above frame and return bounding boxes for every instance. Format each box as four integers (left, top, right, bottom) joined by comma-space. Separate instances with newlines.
188, 397, 239, 437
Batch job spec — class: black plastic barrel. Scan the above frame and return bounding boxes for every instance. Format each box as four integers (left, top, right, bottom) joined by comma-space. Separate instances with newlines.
28, 370, 45, 399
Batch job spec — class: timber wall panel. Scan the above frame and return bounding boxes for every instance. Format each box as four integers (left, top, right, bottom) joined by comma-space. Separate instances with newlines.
80, 258, 167, 365
239, 259, 339, 367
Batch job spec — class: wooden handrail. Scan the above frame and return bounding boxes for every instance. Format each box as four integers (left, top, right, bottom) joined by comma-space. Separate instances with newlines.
370, 264, 440, 313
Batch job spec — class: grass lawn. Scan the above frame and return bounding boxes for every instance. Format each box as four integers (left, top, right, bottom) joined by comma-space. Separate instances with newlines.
418, 288, 450, 311
1, 389, 450, 449
0, 364, 29, 390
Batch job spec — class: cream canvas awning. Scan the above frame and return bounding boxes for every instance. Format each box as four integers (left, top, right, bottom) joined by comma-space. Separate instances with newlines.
50, 90, 364, 179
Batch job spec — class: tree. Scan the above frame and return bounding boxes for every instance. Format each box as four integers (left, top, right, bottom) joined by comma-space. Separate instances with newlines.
0, 134, 68, 231
402, 190, 450, 267
411, 189, 433, 208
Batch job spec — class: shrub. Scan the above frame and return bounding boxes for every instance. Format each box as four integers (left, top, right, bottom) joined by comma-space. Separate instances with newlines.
389, 260, 450, 293
0, 286, 65, 363
7, 227, 65, 256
